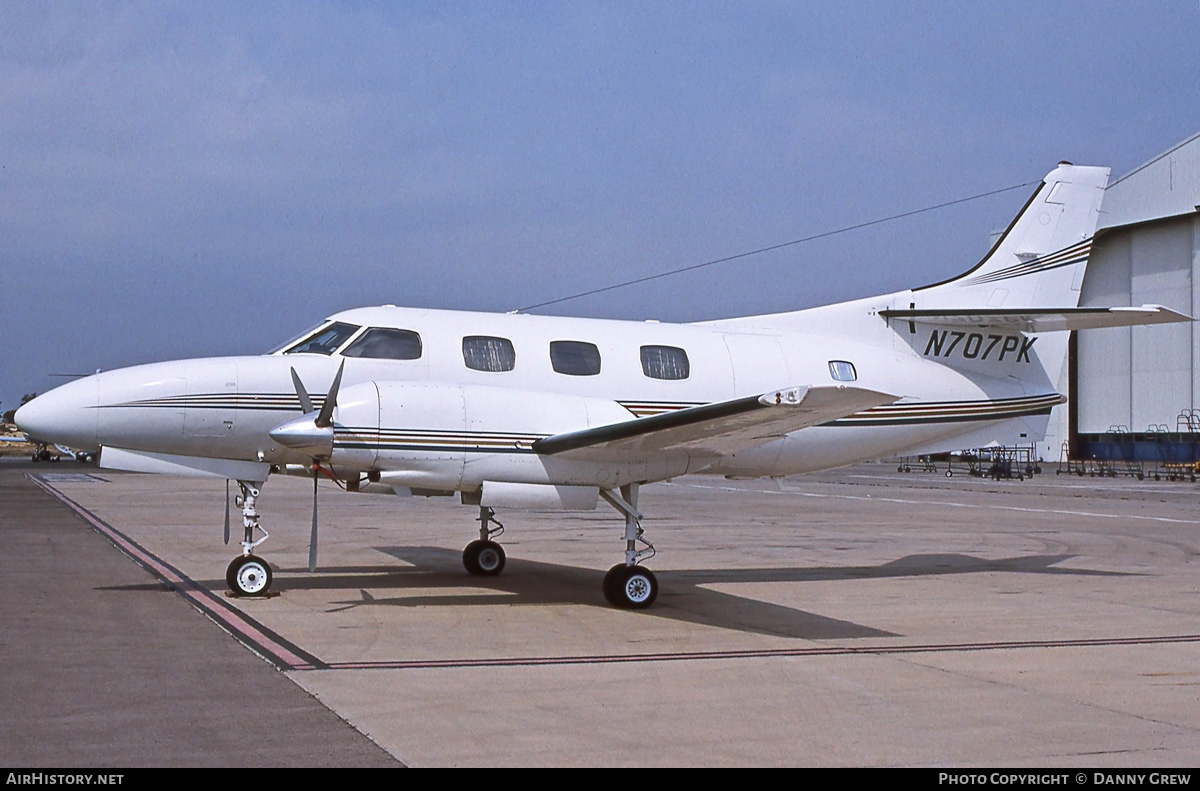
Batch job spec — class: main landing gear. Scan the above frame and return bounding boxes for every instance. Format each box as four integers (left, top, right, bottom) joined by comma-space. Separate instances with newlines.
463, 506, 506, 576
600, 483, 657, 609
30, 443, 61, 463
226, 480, 274, 597
458, 484, 659, 609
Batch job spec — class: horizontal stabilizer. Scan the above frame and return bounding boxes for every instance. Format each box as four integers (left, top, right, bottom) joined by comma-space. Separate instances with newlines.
879, 305, 1192, 333
533, 385, 898, 458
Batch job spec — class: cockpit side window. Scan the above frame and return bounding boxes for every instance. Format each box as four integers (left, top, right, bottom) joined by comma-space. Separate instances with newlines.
341, 328, 423, 360
282, 322, 361, 355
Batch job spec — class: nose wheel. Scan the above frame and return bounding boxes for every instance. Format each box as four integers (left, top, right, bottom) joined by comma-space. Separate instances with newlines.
226, 555, 273, 596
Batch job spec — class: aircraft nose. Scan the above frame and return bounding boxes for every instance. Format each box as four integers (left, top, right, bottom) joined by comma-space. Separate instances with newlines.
14, 378, 100, 450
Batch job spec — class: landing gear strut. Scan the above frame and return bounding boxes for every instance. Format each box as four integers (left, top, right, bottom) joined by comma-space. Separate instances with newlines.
600, 483, 658, 609
463, 506, 506, 576
226, 480, 273, 597
31, 443, 61, 463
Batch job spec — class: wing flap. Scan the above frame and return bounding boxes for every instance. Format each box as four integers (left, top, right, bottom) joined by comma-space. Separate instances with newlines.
879, 305, 1192, 333
533, 385, 898, 458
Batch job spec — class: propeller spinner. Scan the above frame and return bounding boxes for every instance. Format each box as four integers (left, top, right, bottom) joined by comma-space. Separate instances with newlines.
268, 362, 345, 457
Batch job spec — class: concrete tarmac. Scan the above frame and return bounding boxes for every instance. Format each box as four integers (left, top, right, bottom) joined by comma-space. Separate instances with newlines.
0, 461, 401, 768
2, 458, 1199, 767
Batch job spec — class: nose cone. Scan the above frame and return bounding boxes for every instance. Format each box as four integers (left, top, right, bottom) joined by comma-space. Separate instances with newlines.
14, 378, 100, 450
268, 414, 333, 458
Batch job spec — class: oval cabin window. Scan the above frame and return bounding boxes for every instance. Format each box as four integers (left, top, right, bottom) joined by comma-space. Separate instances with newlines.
550, 341, 602, 376
463, 336, 517, 372
640, 345, 690, 380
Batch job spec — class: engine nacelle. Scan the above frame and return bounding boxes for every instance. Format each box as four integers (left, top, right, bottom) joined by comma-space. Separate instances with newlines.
323, 380, 687, 492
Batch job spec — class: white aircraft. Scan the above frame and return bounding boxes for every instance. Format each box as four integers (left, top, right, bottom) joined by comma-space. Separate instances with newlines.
15, 163, 1189, 608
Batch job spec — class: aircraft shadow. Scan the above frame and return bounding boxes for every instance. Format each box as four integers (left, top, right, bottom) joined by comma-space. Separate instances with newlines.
247, 547, 1126, 640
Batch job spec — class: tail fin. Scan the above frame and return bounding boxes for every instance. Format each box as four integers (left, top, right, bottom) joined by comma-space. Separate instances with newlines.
916, 163, 1110, 309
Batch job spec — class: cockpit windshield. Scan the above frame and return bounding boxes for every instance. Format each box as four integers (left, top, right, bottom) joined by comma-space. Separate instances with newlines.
278, 321, 361, 355
268, 321, 324, 354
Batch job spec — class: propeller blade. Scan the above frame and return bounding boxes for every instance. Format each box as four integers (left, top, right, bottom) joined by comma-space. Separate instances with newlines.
315, 361, 345, 429
223, 479, 231, 545
290, 367, 314, 414
308, 468, 319, 572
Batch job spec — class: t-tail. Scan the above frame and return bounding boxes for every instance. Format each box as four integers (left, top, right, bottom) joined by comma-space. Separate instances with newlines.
912, 162, 1108, 309
879, 163, 1189, 391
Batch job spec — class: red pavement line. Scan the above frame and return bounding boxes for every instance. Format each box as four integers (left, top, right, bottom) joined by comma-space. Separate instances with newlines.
28, 474, 324, 672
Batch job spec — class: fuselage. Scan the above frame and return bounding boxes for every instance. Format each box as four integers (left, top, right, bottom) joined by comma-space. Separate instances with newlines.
16, 298, 1061, 492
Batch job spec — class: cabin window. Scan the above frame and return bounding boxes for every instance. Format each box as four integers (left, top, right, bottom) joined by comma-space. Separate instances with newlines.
463, 336, 516, 372
283, 322, 361, 355
550, 341, 601, 376
828, 360, 857, 382
341, 328, 423, 360
640, 345, 690, 380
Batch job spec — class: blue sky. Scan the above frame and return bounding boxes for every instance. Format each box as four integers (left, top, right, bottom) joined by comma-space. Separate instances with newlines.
2, 1, 1198, 413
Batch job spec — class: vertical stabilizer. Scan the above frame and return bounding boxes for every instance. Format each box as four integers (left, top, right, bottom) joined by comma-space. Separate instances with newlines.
915, 163, 1110, 309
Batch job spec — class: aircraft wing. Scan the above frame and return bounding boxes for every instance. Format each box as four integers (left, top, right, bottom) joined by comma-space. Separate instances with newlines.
533, 385, 898, 458
879, 305, 1192, 333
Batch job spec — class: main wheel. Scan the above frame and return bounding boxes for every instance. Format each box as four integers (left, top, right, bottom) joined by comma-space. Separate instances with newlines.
226, 555, 272, 596
602, 564, 626, 606
608, 565, 658, 609
463, 540, 506, 576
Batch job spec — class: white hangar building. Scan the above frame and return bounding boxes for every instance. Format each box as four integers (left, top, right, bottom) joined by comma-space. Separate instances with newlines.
1043, 130, 1200, 463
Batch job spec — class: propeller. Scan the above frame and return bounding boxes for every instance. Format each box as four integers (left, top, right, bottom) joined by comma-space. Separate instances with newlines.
309, 467, 319, 572
315, 361, 344, 429
290, 368, 314, 414
269, 361, 346, 573
223, 478, 231, 545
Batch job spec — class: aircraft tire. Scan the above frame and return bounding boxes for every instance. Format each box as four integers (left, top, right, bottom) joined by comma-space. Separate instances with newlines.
226, 555, 272, 596
610, 565, 658, 610
602, 564, 626, 606
463, 540, 506, 576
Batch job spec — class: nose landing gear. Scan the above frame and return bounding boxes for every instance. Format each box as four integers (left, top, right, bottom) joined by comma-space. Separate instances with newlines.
226, 480, 274, 597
